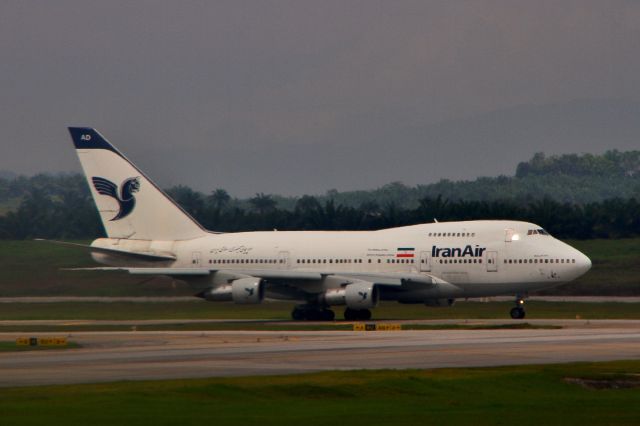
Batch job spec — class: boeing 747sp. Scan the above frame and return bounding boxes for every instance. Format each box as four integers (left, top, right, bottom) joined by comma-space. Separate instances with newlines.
63, 127, 591, 320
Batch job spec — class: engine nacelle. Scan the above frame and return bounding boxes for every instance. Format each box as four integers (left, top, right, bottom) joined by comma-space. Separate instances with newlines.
319, 281, 379, 309
345, 281, 379, 309
231, 277, 265, 304
199, 285, 233, 302
424, 298, 455, 307
199, 277, 265, 304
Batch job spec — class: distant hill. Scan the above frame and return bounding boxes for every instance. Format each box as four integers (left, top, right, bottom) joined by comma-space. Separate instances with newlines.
0, 171, 16, 180
271, 150, 640, 209
1, 150, 639, 213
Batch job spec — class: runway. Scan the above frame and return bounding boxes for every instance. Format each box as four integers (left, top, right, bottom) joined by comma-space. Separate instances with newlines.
0, 320, 639, 387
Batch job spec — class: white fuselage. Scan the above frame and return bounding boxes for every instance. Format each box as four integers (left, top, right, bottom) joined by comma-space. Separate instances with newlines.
92, 220, 591, 302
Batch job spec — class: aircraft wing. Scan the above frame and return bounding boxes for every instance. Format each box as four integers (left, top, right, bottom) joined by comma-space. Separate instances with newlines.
67, 267, 459, 292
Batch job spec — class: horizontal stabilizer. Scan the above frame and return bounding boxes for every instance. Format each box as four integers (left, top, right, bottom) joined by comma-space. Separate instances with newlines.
36, 239, 176, 262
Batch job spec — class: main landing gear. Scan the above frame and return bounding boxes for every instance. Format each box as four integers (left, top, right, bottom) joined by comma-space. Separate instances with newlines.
343, 308, 372, 321
290, 305, 373, 321
510, 296, 526, 319
291, 305, 335, 321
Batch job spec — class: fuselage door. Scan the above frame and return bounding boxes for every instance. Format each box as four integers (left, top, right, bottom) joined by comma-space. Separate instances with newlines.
279, 251, 290, 269
191, 251, 201, 267
505, 228, 515, 242
419, 251, 431, 272
486, 250, 498, 272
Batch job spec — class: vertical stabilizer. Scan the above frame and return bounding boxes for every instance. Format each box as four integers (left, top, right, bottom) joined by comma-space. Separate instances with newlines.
69, 127, 207, 241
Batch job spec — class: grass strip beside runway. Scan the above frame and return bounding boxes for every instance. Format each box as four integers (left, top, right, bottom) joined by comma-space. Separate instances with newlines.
0, 361, 638, 425
0, 341, 81, 352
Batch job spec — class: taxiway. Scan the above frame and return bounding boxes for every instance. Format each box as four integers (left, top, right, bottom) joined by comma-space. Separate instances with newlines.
0, 319, 639, 387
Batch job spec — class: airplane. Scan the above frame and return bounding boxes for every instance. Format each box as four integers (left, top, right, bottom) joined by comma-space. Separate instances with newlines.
62, 127, 592, 321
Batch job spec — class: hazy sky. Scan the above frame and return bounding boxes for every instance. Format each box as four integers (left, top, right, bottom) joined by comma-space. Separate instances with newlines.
2, 1, 640, 196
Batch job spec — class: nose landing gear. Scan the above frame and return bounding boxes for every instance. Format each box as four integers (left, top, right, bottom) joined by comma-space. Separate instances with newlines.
510, 297, 526, 319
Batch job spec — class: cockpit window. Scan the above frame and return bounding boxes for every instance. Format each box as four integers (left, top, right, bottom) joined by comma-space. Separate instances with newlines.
527, 228, 551, 236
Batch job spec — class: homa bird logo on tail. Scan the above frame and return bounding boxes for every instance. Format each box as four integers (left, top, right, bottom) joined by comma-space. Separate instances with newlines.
91, 176, 141, 221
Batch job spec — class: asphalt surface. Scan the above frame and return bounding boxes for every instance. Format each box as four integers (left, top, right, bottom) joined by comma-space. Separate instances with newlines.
0, 319, 639, 387
1, 296, 639, 303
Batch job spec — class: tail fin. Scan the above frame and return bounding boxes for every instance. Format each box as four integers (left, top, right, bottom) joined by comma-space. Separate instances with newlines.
69, 127, 208, 241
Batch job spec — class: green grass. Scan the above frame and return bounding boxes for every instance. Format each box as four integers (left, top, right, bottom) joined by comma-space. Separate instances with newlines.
0, 361, 639, 425
0, 300, 638, 321
0, 341, 80, 352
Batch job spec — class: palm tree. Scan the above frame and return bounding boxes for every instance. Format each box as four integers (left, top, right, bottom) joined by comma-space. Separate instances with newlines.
249, 193, 277, 215
208, 189, 231, 210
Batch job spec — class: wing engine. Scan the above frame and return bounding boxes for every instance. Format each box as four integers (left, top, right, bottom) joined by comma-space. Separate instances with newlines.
197, 277, 265, 304
320, 280, 379, 309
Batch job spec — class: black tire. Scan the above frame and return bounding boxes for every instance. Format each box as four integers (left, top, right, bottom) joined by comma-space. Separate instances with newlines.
359, 309, 372, 321
510, 307, 525, 319
291, 308, 305, 321
306, 310, 321, 321
344, 308, 357, 321
322, 310, 336, 321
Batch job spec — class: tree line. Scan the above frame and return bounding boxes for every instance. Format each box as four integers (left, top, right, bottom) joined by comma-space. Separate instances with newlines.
515, 150, 640, 178
1, 150, 640, 211
1, 181, 639, 240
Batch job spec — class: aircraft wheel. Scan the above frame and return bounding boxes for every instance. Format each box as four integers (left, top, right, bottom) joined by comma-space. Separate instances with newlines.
310, 309, 323, 321
291, 308, 305, 321
510, 307, 526, 319
321, 309, 336, 321
344, 308, 358, 321
359, 309, 372, 321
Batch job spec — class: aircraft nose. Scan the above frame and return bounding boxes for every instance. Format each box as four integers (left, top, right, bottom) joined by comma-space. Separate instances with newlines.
575, 250, 592, 276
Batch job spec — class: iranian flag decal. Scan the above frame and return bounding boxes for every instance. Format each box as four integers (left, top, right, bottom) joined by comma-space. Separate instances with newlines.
397, 247, 415, 258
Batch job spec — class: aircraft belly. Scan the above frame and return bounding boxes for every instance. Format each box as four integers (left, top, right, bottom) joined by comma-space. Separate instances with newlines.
452, 280, 565, 298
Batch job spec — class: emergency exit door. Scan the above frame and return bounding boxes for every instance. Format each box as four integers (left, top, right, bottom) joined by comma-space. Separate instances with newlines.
419, 251, 431, 272
486, 250, 498, 272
